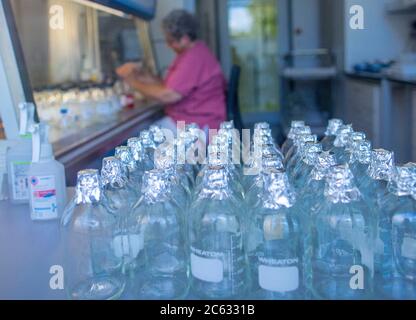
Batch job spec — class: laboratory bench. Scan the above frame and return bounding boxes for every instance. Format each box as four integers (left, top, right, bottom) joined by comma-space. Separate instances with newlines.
53, 101, 164, 186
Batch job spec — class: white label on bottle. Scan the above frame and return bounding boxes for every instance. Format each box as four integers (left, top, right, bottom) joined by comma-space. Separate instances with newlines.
258, 264, 299, 293
10, 161, 30, 200
401, 237, 416, 260
191, 253, 224, 283
112, 233, 144, 259
29, 175, 58, 220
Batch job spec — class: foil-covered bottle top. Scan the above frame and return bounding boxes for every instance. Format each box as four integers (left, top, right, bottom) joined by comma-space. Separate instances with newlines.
388, 163, 416, 197
368, 149, 395, 181
263, 170, 296, 209
139, 130, 156, 149
101, 157, 129, 189
349, 140, 372, 164
310, 151, 337, 181
324, 164, 361, 203
288, 123, 309, 140
149, 125, 166, 145
127, 137, 144, 162
254, 122, 270, 130
207, 143, 228, 166
325, 119, 343, 136
202, 166, 229, 191
295, 134, 318, 149
142, 169, 170, 202
75, 169, 103, 204
333, 124, 354, 148
302, 142, 323, 166
115, 146, 138, 172
154, 142, 176, 170
345, 132, 366, 152
262, 154, 284, 170
220, 121, 235, 130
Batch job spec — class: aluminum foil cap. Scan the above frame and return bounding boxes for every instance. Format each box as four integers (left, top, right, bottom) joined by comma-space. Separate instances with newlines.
199, 166, 232, 200
302, 142, 323, 166
115, 146, 138, 172
333, 124, 353, 148
388, 163, 416, 197
254, 122, 270, 130
349, 140, 372, 165
75, 169, 103, 204
288, 125, 310, 141
139, 130, 156, 149
101, 157, 129, 189
142, 170, 170, 203
220, 120, 235, 130
295, 134, 318, 149
324, 164, 361, 203
345, 132, 366, 152
149, 125, 166, 145
154, 142, 176, 170
127, 137, 144, 162
263, 170, 296, 209
325, 119, 343, 136
311, 151, 337, 181
368, 149, 395, 181
262, 154, 284, 170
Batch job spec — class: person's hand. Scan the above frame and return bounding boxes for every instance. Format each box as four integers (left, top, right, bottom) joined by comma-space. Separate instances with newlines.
116, 62, 141, 79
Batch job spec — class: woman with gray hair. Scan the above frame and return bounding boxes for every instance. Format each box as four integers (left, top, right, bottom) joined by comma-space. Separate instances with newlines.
117, 9, 227, 132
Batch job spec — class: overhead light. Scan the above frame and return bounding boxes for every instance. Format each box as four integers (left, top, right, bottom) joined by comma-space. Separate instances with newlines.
70, 0, 132, 19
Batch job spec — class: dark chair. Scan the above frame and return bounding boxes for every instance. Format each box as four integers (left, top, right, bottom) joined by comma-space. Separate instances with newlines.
226, 65, 244, 131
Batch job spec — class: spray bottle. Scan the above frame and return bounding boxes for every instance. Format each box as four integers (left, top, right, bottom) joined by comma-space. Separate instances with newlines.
6, 102, 35, 204
28, 123, 66, 221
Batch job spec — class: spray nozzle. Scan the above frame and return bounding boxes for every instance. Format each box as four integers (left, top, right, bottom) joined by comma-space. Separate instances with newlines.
30, 122, 53, 163
19, 102, 36, 136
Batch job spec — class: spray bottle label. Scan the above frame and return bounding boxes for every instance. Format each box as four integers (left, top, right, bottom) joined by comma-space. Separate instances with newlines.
29, 175, 58, 220
10, 161, 31, 200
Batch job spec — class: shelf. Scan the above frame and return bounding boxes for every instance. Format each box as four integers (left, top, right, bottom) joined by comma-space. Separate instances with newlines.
386, 1, 416, 14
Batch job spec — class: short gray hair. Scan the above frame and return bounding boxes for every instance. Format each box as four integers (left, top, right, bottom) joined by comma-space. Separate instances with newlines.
162, 9, 199, 42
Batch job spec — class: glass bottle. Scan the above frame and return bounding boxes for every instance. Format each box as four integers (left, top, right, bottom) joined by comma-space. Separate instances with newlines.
282, 120, 305, 156
348, 140, 372, 186
61, 169, 125, 300
283, 126, 312, 165
286, 134, 318, 177
189, 166, 248, 299
115, 146, 142, 192
338, 132, 366, 165
139, 130, 157, 171
312, 165, 375, 300
320, 119, 343, 151
246, 170, 304, 299
291, 142, 323, 190
376, 163, 416, 299
329, 124, 354, 162
129, 170, 189, 299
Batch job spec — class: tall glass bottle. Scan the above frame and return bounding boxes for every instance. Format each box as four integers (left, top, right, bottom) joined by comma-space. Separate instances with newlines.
338, 132, 366, 164
246, 170, 304, 299
291, 142, 323, 190
320, 119, 343, 151
139, 130, 157, 171
282, 120, 305, 156
329, 124, 353, 162
189, 166, 247, 299
312, 165, 375, 299
61, 169, 125, 300
129, 170, 189, 299
286, 134, 318, 177
115, 146, 142, 192
376, 163, 416, 299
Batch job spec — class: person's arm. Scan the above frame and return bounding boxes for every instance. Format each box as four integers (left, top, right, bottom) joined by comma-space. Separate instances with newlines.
126, 75, 183, 105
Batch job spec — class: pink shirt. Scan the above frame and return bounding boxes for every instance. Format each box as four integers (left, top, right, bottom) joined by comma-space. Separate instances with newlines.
164, 41, 227, 130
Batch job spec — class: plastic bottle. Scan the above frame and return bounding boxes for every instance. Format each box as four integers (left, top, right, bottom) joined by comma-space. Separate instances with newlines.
6, 102, 35, 204
28, 123, 66, 220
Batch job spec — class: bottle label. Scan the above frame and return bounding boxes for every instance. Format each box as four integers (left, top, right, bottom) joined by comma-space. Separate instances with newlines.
29, 175, 58, 220
112, 233, 144, 259
190, 248, 224, 283
258, 257, 299, 292
10, 161, 31, 200
401, 237, 416, 260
